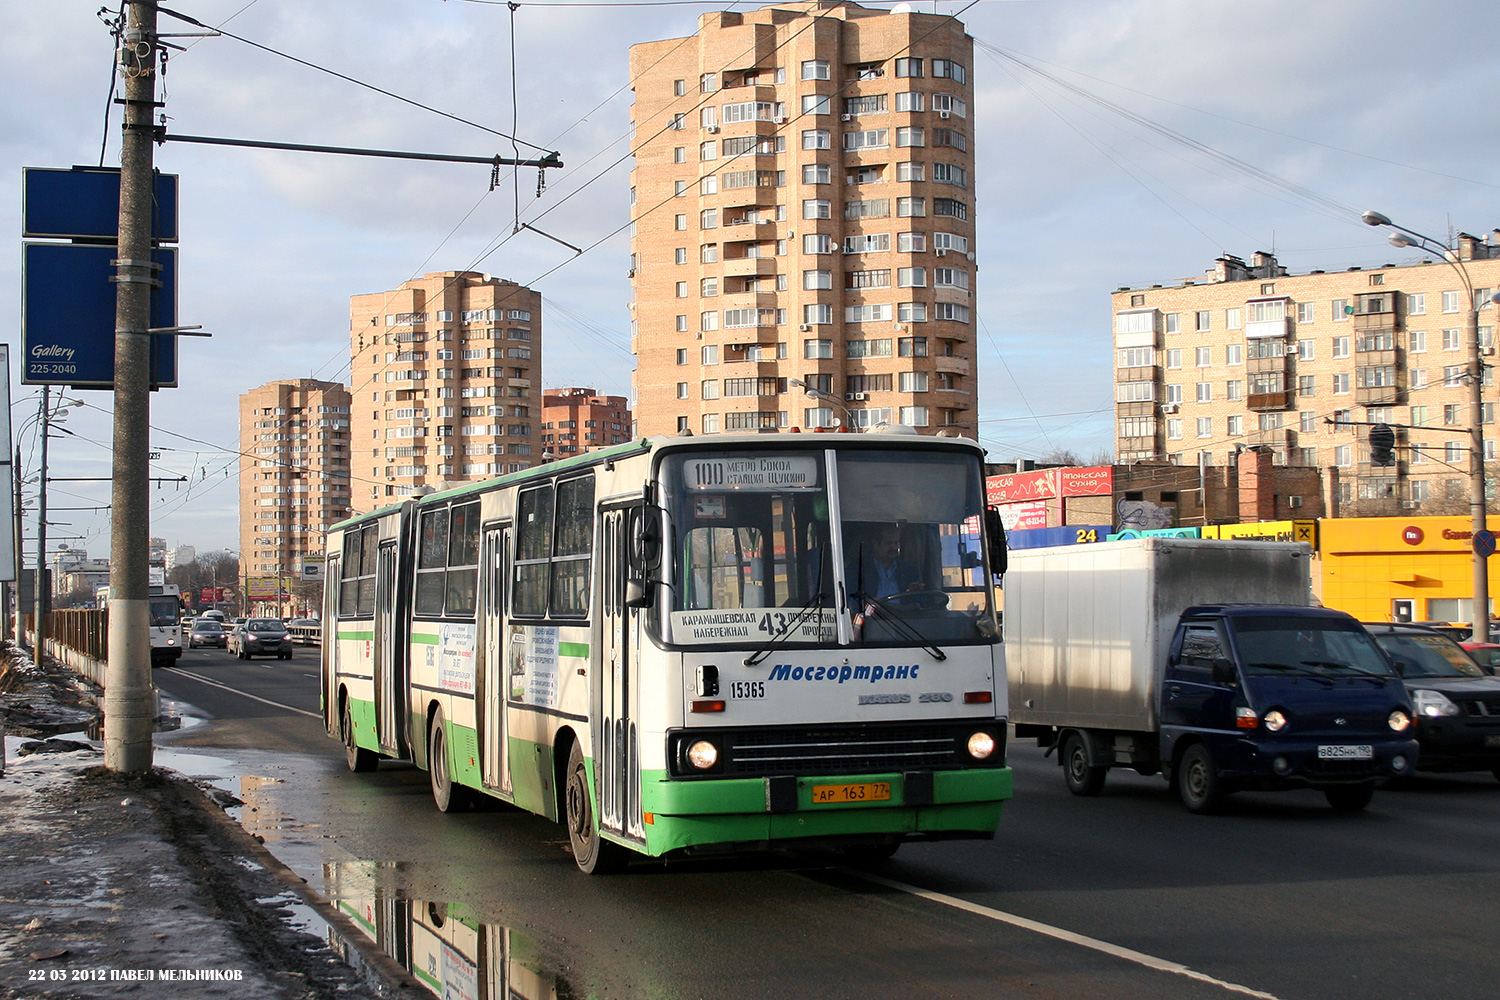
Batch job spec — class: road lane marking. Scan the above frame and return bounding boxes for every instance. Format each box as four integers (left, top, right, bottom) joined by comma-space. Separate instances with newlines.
846, 871, 1281, 1000
161, 668, 320, 719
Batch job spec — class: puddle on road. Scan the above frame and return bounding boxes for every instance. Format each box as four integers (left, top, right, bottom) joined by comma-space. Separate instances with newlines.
319, 860, 575, 1000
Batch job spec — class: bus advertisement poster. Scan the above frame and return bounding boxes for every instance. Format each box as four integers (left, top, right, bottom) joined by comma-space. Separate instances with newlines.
436, 623, 477, 695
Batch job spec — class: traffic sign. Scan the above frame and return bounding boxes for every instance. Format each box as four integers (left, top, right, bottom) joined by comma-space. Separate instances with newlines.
23, 166, 178, 242
1474, 529, 1496, 558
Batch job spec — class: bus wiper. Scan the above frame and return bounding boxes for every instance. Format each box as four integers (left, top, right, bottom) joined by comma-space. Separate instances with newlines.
853, 592, 947, 662
743, 592, 831, 666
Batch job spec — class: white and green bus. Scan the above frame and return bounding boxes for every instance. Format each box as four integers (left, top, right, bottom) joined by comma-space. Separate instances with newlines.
322, 431, 1011, 872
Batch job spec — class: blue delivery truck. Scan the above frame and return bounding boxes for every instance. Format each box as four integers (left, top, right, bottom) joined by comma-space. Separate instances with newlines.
1006, 538, 1417, 813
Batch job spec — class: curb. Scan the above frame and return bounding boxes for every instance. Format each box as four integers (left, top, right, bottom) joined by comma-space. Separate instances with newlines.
161, 769, 430, 1000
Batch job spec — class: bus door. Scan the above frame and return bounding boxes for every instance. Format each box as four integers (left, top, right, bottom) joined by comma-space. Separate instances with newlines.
596, 506, 644, 841
323, 554, 341, 733
480, 522, 512, 794
374, 540, 405, 756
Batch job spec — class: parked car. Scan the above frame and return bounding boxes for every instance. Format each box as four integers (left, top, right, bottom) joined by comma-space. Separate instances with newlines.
1365, 622, 1500, 780
228, 618, 293, 660
188, 619, 228, 649
1410, 621, 1472, 642
1460, 641, 1500, 674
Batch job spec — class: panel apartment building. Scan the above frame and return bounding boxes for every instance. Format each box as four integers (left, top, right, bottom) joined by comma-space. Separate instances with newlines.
541, 387, 633, 458
629, 1, 978, 437
348, 272, 542, 513
1112, 238, 1500, 511
239, 379, 353, 579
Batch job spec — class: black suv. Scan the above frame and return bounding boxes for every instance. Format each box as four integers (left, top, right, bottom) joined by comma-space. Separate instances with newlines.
1364, 622, 1500, 780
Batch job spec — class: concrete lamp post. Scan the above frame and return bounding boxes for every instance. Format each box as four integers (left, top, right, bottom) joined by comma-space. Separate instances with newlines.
1362, 210, 1500, 640
788, 378, 857, 431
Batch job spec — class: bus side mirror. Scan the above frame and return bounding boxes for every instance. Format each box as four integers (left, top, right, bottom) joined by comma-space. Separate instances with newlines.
985, 507, 1007, 578
626, 504, 662, 608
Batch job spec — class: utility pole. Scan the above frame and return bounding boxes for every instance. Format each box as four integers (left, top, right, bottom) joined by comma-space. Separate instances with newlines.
11, 447, 21, 644
105, 0, 159, 773
32, 386, 50, 654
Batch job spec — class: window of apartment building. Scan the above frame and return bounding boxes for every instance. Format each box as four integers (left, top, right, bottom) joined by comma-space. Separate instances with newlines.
804, 339, 833, 359
844, 129, 889, 151
1225, 308, 1242, 330
804, 269, 832, 290
675, 281, 688, 298
846, 303, 893, 324
1167, 419, 1183, 440
1197, 417, 1212, 438
804, 303, 833, 325
1294, 339, 1313, 361
894, 57, 923, 77
700, 243, 718, 263
934, 267, 969, 289
1410, 479, 1429, 502
801, 59, 830, 80
847, 338, 893, 358
932, 58, 966, 82
700, 277, 718, 297
1408, 405, 1429, 427
674, 247, 688, 265
844, 94, 887, 116
676, 315, 688, 332
895, 92, 924, 113
1443, 328, 1462, 350
1299, 375, 1316, 396
673, 214, 688, 231
676, 383, 689, 400
1195, 346, 1212, 367
1408, 293, 1426, 315
701, 345, 719, 365
1332, 336, 1350, 358
1444, 365, 1465, 386
898, 336, 927, 357
1120, 347, 1153, 368
1300, 410, 1317, 433
803, 163, 830, 184
1227, 414, 1243, 437
844, 233, 890, 253
1357, 365, 1396, 389
802, 129, 830, 150
1333, 373, 1350, 393
1259, 412, 1283, 431
802, 94, 831, 116
1331, 408, 1352, 427
676, 348, 688, 366
1195, 310, 1211, 332
899, 406, 929, 427
1165, 348, 1182, 369
895, 126, 925, 147
898, 267, 926, 287
1165, 384, 1182, 404
803, 233, 834, 254
1445, 403, 1462, 425
1196, 382, 1212, 402
701, 311, 719, 332
1225, 379, 1243, 401
1447, 441, 1464, 463
846, 198, 891, 219
846, 268, 891, 289
1115, 381, 1156, 402
700, 209, 718, 228
1296, 301, 1315, 323
896, 197, 926, 217
1298, 447, 1317, 466
898, 231, 927, 253
1250, 372, 1285, 394
933, 198, 967, 219
803, 199, 831, 220
1332, 298, 1350, 321
934, 303, 969, 322
1442, 290, 1462, 313
699, 141, 717, 161
1335, 445, 1352, 467
900, 371, 929, 392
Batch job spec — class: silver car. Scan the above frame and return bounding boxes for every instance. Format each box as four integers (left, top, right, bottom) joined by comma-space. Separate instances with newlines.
229, 618, 293, 660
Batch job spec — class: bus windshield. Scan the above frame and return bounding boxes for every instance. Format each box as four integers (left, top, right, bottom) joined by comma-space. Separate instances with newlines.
659, 447, 997, 647
149, 596, 180, 628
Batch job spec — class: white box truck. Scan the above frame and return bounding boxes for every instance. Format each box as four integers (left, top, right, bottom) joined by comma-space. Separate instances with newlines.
1007, 537, 1418, 812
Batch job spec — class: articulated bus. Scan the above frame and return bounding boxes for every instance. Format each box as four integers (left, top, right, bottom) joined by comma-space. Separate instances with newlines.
323, 432, 1011, 872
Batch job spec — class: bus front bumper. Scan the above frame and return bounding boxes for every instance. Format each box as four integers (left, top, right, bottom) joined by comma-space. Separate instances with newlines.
635, 767, 1012, 856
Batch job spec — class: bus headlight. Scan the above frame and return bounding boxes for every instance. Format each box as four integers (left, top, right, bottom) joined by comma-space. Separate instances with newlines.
966, 731, 996, 760
685, 739, 719, 771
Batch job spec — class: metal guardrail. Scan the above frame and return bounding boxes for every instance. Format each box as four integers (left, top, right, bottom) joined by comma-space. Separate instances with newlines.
287, 624, 322, 647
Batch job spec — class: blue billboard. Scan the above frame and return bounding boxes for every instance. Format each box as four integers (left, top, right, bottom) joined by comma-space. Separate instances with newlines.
21, 242, 178, 388
23, 166, 178, 242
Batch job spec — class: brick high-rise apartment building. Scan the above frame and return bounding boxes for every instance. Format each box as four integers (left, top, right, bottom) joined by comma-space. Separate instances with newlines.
239, 379, 353, 579
1112, 238, 1500, 510
629, 1, 977, 437
349, 272, 542, 513
541, 387, 632, 458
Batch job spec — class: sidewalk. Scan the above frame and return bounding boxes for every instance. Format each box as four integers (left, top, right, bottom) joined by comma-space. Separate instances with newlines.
0, 644, 425, 1000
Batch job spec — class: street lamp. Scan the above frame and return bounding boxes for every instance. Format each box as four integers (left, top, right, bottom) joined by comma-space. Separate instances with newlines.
1363, 211, 1500, 640
788, 378, 858, 430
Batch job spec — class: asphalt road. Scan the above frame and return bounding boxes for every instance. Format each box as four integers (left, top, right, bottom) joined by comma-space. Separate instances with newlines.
153, 652, 1500, 1000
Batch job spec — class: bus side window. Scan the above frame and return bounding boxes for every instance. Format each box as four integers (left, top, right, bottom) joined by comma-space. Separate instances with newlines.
551, 477, 595, 618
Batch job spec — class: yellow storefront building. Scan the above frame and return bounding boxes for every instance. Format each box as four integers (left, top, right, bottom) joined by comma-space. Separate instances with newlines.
1318, 516, 1500, 625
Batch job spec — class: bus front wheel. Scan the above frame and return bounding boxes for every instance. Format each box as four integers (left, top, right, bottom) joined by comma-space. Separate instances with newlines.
342, 700, 378, 773
564, 741, 627, 875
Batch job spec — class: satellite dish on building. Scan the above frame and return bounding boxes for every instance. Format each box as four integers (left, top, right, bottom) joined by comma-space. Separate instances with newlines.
892, 2, 914, 11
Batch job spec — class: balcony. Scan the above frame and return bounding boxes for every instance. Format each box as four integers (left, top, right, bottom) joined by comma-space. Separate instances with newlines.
1116, 364, 1159, 383
1244, 318, 1289, 339
723, 256, 777, 277
933, 355, 971, 376
1248, 391, 1291, 411
1356, 385, 1404, 406
1354, 311, 1399, 333
723, 291, 780, 310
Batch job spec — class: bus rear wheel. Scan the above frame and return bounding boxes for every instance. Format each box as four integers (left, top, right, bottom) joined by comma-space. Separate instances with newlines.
564, 741, 626, 875
342, 700, 378, 773
428, 709, 472, 812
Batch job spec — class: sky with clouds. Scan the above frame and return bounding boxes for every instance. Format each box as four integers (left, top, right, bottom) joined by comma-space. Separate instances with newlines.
4, 0, 1498, 558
